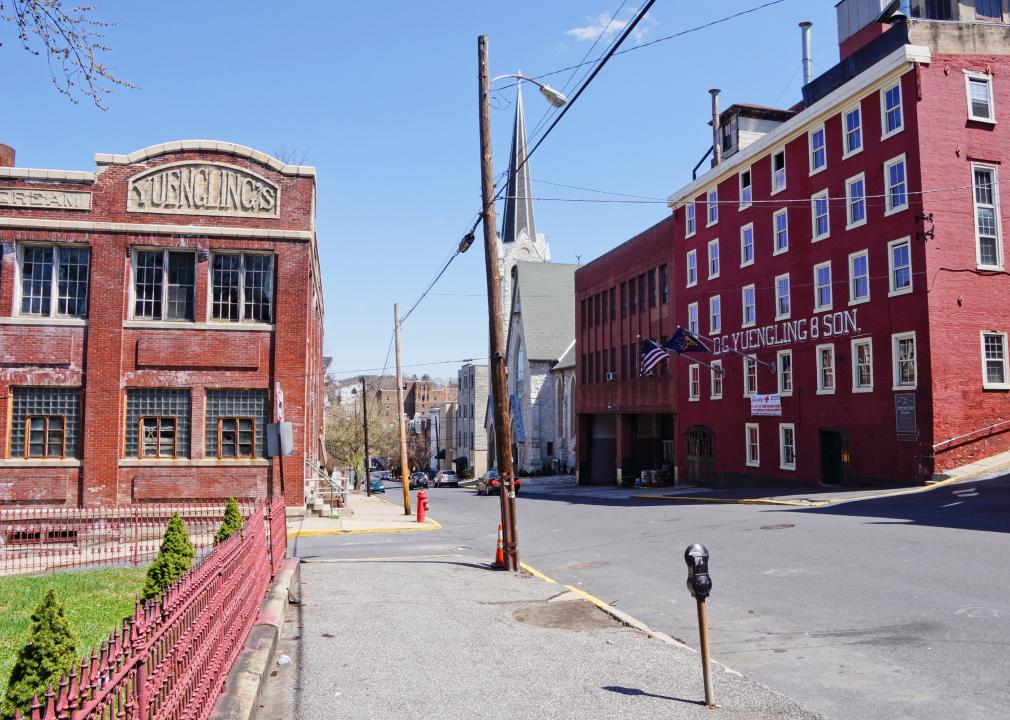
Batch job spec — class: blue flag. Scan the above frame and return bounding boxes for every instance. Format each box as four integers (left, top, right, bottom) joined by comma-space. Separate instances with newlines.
665, 328, 709, 354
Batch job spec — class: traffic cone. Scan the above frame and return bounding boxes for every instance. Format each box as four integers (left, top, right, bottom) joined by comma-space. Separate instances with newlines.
493, 524, 505, 568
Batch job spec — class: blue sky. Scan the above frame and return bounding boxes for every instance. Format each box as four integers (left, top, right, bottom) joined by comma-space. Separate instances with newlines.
2, 0, 839, 381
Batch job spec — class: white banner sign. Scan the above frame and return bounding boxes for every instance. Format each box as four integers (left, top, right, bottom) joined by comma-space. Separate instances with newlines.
714, 309, 861, 356
750, 394, 782, 416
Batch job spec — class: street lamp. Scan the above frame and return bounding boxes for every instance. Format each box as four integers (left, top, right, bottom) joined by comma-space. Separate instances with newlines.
477, 38, 567, 571
490, 73, 568, 108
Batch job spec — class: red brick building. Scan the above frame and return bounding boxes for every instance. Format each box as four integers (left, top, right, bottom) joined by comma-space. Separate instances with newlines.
0, 141, 323, 506
577, 4, 1010, 487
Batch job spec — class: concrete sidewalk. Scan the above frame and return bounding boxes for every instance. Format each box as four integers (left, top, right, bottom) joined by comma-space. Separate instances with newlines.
257, 557, 827, 720
288, 491, 439, 537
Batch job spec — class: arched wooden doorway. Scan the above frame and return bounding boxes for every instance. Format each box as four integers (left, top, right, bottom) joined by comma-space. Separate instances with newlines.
685, 426, 715, 486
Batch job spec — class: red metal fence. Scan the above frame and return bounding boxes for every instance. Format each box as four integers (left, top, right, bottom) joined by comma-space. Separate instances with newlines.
12, 499, 286, 720
267, 496, 287, 577
0, 501, 262, 576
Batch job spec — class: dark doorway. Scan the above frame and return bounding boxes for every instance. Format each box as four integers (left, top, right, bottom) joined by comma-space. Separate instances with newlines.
685, 426, 714, 486
819, 430, 847, 485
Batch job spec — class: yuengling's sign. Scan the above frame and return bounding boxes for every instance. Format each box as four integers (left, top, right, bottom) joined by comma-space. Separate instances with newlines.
128, 162, 280, 218
713, 309, 861, 356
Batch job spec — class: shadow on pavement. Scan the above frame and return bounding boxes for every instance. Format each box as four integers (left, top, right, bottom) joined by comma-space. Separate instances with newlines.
601, 686, 706, 705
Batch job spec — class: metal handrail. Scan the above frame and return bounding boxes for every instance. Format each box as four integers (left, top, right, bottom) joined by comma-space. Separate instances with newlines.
933, 418, 1010, 451
304, 459, 347, 515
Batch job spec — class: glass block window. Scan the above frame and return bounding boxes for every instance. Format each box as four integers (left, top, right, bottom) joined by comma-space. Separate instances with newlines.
133, 250, 195, 321
211, 253, 274, 323
205, 389, 268, 459
19, 244, 90, 318
10, 387, 81, 459
124, 389, 191, 458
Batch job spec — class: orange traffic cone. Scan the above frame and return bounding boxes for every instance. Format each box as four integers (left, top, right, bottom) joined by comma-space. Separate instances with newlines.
493, 524, 505, 568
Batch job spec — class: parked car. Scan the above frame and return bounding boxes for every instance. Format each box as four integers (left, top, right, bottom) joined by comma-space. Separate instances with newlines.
476, 469, 521, 496
408, 471, 429, 489
368, 473, 386, 493
433, 469, 459, 488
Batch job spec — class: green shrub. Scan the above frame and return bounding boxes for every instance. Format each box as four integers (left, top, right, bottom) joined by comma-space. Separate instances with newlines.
142, 514, 195, 602
1, 589, 78, 720
213, 498, 244, 545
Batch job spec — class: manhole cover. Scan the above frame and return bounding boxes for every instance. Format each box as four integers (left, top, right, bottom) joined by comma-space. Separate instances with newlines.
513, 599, 621, 631
569, 561, 608, 570
760, 523, 795, 530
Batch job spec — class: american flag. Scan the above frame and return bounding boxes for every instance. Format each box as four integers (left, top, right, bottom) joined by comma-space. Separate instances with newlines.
640, 339, 668, 375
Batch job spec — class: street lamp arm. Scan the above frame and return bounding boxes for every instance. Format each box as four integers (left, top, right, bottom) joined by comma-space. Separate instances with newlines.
489, 73, 567, 108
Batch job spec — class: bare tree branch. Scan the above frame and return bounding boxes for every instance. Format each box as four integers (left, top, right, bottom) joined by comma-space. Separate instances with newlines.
0, 0, 137, 109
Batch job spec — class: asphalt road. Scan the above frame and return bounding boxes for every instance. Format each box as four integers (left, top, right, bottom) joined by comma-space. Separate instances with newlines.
292, 474, 1010, 720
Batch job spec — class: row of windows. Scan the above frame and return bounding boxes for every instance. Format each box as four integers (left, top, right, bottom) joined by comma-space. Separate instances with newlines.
686, 79, 907, 238
689, 330, 1010, 404
580, 343, 669, 385
685, 154, 909, 289
686, 238, 913, 337
7, 387, 268, 460
581, 264, 669, 329
743, 423, 796, 471
10, 243, 276, 323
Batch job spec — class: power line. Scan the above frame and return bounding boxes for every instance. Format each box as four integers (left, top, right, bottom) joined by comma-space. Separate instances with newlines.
328, 357, 489, 378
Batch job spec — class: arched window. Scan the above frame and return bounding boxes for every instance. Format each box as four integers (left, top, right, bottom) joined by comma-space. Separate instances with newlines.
556, 377, 564, 437
566, 377, 575, 439
514, 339, 525, 398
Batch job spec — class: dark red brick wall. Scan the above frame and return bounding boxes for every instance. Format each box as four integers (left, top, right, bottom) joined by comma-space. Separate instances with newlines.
0, 146, 322, 506
917, 54, 1010, 471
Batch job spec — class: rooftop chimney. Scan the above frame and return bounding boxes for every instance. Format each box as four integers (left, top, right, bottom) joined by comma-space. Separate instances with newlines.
709, 89, 721, 168
0, 144, 14, 168
800, 22, 813, 86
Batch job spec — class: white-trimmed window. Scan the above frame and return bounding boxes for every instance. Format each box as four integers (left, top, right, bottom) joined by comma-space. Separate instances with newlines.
843, 104, 862, 157
881, 81, 903, 138
745, 423, 760, 467
965, 71, 995, 122
779, 423, 796, 471
982, 331, 1009, 389
884, 155, 908, 215
739, 168, 753, 209
131, 249, 196, 322
210, 252, 275, 323
814, 261, 832, 312
773, 208, 789, 255
809, 124, 827, 174
774, 273, 791, 320
688, 302, 699, 334
777, 349, 793, 396
742, 284, 756, 328
744, 355, 758, 397
771, 149, 786, 194
972, 163, 1003, 269
817, 343, 836, 395
892, 332, 917, 389
707, 188, 719, 226
740, 223, 755, 267
686, 249, 698, 287
16, 244, 91, 319
709, 295, 722, 334
686, 202, 697, 237
849, 250, 870, 305
689, 364, 701, 401
708, 239, 720, 279
711, 360, 723, 399
852, 337, 873, 392
846, 173, 867, 229
888, 237, 913, 296
811, 190, 830, 240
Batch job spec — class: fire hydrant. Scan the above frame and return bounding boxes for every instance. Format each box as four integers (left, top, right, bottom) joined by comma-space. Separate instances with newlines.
416, 489, 428, 524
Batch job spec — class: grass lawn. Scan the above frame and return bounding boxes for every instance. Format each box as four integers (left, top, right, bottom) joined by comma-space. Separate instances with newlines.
0, 568, 146, 700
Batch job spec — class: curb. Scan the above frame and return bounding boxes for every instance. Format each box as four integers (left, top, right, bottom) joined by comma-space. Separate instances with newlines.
209, 557, 300, 720
288, 517, 442, 537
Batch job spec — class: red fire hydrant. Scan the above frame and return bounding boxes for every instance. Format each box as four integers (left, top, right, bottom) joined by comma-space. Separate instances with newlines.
416, 489, 428, 524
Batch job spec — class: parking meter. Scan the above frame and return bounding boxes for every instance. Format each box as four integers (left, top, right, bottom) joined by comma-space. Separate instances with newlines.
684, 543, 712, 600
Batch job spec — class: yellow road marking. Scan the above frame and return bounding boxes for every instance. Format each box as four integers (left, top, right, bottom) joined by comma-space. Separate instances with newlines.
562, 584, 615, 612
519, 562, 556, 584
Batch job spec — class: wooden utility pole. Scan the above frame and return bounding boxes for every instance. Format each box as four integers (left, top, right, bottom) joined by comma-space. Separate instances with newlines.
478, 34, 519, 571
361, 376, 372, 497
394, 303, 412, 515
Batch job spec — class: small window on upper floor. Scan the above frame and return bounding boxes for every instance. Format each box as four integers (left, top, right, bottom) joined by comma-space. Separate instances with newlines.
976, 0, 1002, 20
739, 169, 752, 209
706, 188, 719, 226
843, 104, 862, 157
686, 202, 696, 237
881, 82, 904, 139
133, 249, 195, 322
965, 72, 995, 122
211, 252, 275, 323
771, 149, 786, 194
17, 244, 90, 319
686, 250, 698, 288
809, 125, 827, 174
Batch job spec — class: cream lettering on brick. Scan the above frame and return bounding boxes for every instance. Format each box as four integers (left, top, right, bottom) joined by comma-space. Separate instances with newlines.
713, 309, 861, 355
128, 162, 280, 218
0, 187, 92, 211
